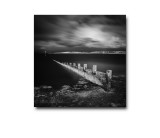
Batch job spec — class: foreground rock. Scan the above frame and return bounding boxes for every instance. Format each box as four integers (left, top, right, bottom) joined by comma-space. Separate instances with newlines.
34, 76, 126, 107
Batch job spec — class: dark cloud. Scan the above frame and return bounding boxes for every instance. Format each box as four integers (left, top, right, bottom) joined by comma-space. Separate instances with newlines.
34, 15, 126, 53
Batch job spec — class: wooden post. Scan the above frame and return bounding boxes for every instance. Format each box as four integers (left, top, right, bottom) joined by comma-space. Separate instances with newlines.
70, 63, 72, 66
83, 64, 87, 71
73, 63, 76, 67
106, 70, 112, 91
92, 65, 97, 74
78, 63, 81, 69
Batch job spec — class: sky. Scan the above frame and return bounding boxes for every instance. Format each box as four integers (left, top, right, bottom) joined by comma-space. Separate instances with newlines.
34, 15, 126, 53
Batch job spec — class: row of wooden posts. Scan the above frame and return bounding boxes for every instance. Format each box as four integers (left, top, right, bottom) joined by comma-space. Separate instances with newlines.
63, 62, 112, 76
63, 62, 99, 73
62, 62, 112, 90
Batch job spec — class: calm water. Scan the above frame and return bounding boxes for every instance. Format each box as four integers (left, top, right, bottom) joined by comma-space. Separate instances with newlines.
34, 54, 126, 89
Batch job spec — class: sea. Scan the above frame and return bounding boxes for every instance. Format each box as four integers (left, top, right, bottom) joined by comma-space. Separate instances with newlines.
34, 53, 126, 89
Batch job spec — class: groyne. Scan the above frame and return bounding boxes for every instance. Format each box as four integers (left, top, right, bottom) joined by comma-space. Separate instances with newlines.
53, 60, 112, 90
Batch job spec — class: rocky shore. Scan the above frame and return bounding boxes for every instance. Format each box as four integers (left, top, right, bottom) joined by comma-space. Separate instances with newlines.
34, 75, 126, 107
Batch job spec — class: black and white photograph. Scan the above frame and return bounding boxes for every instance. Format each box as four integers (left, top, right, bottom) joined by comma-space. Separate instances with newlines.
34, 15, 126, 107
1, 0, 160, 138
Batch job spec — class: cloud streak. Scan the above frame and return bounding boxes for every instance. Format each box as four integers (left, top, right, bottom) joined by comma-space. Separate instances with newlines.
34, 15, 126, 53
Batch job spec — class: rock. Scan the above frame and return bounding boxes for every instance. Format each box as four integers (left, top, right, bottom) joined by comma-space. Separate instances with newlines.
41, 85, 52, 89
61, 85, 70, 90
77, 80, 88, 85
50, 92, 53, 96
34, 87, 40, 90
110, 103, 117, 107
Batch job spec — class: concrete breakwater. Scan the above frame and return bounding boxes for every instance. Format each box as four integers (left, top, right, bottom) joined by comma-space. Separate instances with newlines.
53, 60, 112, 90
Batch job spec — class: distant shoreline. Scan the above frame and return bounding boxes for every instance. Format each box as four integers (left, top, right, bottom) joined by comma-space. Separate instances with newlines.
52, 51, 126, 54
